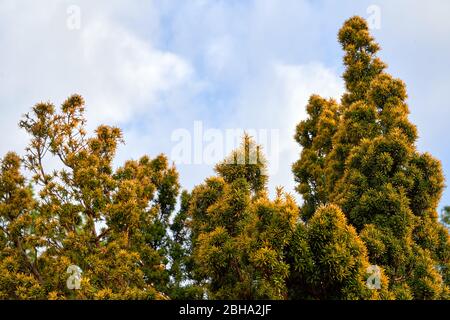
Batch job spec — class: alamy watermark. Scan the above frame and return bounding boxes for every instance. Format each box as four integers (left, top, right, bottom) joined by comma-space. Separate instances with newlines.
66, 264, 82, 290
366, 265, 381, 289
66, 5, 81, 30
171, 121, 280, 174
367, 5, 381, 30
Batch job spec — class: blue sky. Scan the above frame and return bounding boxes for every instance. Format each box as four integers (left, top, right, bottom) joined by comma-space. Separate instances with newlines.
1, 0, 450, 212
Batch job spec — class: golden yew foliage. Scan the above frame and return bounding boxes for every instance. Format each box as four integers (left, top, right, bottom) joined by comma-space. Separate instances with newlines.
291, 16, 450, 299
187, 136, 299, 299
292, 95, 340, 220
0, 95, 179, 299
0, 152, 43, 299
1, 16, 449, 301
287, 204, 392, 299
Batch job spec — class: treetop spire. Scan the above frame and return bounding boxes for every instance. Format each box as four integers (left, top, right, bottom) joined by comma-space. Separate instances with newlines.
338, 16, 386, 106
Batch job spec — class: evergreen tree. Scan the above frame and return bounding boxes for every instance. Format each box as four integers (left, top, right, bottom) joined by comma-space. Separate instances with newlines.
292, 95, 340, 220
287, 204, 391, 299
1, 15, 449, 301
0, 153, 44, 299
0, 95, 180, 299
186, 135, 298, 299
292, 16, 450, 299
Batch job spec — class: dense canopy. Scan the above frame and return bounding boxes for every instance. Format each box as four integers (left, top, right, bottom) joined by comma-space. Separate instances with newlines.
0, 16, 448, 300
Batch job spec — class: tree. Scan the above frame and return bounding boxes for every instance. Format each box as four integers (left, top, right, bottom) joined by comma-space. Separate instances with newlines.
1, 16, 449, 301
287, 204, 391, 299
292, 95, 340, 220
0, 152, 43, 299
0, 95, 180, 299
292, 16, 450, 299
185, 135, 299, 299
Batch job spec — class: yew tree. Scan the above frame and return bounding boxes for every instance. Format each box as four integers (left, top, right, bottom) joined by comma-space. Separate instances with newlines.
1, 16, 449, 302
292, 16, 450, 299
185, 135, 299, 299
0, 95, 180, 299
287, 204, 391, 299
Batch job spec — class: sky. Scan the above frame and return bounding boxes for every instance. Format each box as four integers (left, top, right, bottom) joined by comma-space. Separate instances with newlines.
1, 0, 450, 212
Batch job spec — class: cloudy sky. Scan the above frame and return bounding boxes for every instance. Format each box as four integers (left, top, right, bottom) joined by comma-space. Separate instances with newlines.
1, 0, 450, 211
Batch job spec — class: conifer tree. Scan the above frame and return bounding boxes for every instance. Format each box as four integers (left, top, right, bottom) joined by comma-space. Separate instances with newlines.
292, 16, 450, 299
186, 135, 299, 299
0, 153, 44, 299
1, 15, 449, 302
287, 204, 391, 299
292, 95, 340, 220
0, 95, 180, 299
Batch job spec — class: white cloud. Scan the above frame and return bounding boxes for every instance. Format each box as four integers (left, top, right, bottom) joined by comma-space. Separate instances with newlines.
0, 0, 194, 157
231, 62, 343, 199
272, 62, 344, 148
79, 18, 193, 124
205, 35, 233, 75
1, 0, 449, 208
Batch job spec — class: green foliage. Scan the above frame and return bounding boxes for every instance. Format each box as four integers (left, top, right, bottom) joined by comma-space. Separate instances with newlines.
1, 16, 449, 301
442, 207, 450, 227
187, 136, 298, 299
0, 153, 44, 299
291, 16, 450, 299
0, 95, 180, 299
215, 134, 268, 194
292, 95, 340, 220
166, 190, 204, 299
287, 204, 392, 299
